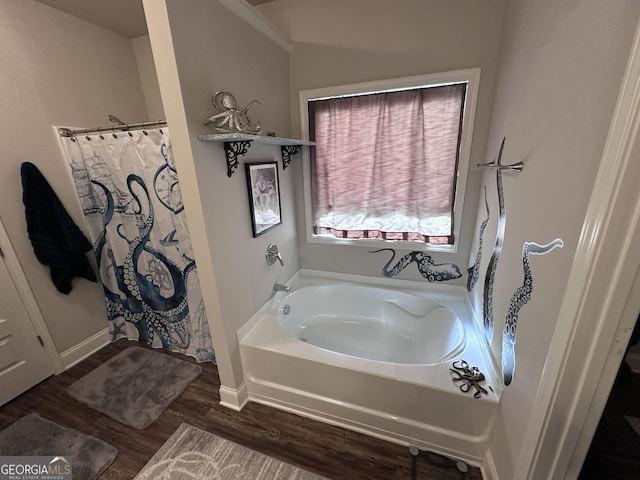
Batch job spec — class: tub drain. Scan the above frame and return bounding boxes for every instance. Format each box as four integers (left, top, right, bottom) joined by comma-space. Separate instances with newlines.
283, 304, 291, 315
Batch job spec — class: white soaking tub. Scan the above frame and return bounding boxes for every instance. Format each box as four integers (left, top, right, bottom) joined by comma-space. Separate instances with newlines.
279, 284, 465, 365
238, 270, 500, 464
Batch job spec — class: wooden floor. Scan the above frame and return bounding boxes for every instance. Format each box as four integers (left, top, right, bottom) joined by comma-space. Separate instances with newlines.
0, 340, 482, 480
579, 367, 640, 479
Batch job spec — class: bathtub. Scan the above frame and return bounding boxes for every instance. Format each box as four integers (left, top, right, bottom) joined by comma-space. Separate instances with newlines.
238, 270, 500, 464
279, 284, 466, 365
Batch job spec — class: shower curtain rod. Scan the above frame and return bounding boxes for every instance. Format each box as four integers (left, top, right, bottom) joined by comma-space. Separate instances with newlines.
58, 119, 167, 137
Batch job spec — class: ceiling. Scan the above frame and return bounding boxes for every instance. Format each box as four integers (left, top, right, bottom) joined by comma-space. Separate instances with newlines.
35, 0, 274, 38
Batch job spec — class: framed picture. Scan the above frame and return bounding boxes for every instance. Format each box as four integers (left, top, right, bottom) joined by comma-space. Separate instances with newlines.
245, 161, 282, 237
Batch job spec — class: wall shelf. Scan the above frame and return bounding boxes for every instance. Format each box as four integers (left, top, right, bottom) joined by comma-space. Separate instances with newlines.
198, 133, 315, 177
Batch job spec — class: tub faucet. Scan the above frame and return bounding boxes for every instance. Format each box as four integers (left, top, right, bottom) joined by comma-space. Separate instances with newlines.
274, 283, 290, 292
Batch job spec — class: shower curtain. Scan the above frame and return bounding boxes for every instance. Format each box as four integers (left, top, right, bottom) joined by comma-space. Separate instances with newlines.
59, 127, 215, 363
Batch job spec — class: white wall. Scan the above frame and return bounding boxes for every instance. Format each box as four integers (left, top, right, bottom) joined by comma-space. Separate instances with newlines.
257, 0, 506, 284
144, 0, 293, 389
0, 0, 150, 353
139, 2, 640, 475
467, 1, 640, 477
133, 35, 165, 121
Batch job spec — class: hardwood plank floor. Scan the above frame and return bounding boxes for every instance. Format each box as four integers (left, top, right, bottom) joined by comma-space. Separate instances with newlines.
579, 369, 640, 479
0, 340, 482, 479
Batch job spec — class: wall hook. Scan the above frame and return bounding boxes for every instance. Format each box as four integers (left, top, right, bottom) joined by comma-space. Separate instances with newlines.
477, 137, 524, 173
108, 114, 126, 125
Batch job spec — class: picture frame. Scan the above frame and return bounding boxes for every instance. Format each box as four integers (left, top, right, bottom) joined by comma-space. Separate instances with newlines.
245, 161, 282, 237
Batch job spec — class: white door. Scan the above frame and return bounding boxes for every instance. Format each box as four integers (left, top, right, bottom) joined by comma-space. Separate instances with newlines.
0, 245, 54, 406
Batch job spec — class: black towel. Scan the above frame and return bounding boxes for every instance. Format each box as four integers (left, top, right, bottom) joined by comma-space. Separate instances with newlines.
21, 161, 97, 294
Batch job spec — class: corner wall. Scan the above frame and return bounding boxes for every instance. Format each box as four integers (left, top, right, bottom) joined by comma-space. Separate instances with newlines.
144, 0, 293, 391
0, 0, 149, 353
132, 35, 165, 121
466, 1, 640, 478
257, 0, 506, 284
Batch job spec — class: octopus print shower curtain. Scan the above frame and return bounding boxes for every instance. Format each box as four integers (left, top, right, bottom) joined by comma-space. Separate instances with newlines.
60, 127, 215, 363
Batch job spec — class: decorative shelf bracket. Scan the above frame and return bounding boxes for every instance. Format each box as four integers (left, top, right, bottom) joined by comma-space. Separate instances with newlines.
223, 140, 252, 177
281, 145, 302, 169
199, 133, 315, 178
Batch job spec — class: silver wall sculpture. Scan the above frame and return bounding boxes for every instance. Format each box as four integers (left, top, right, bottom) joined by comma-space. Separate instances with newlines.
467, 186, 490, 291
483, 139, 507, 344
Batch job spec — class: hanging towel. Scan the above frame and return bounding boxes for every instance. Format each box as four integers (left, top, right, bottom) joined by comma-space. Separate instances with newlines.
20, 161, 97, 294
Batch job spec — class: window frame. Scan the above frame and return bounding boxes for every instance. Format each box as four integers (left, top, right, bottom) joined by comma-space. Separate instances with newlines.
299, 68, 481, 253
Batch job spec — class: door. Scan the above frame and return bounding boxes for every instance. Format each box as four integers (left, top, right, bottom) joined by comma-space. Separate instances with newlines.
0, 245, 54, 406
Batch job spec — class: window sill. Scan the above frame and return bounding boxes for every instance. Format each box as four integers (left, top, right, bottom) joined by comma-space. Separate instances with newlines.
307, 233, 457, 253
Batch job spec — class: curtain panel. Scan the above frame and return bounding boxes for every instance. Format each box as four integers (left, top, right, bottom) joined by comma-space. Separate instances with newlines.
310, 83, 466, 245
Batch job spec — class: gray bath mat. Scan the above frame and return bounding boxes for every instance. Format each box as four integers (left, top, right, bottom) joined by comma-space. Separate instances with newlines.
67, 346, 202, 429
0, 413, 117, 479
134, 423, 328, 479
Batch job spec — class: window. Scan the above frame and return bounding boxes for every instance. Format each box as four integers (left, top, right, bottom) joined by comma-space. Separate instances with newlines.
300, 69, 480, 251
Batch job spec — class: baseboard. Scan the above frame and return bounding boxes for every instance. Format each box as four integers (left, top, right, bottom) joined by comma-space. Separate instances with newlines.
627, 352, 640, 373
219, 383, 248, 411
482, 448, 500, 480
60, 327, 111, 370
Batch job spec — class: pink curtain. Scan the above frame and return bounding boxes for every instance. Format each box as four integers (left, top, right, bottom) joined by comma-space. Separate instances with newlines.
310, 83, 466, 244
